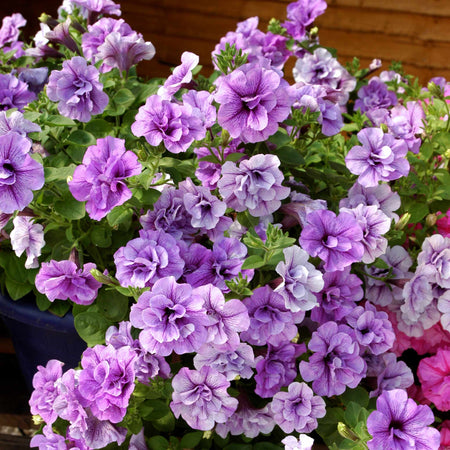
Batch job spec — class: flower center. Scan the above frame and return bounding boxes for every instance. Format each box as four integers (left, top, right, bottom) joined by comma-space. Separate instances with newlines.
0, 160, 15, 185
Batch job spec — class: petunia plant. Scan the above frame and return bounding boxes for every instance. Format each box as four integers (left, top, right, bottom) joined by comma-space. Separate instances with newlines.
0, 0, 449, 449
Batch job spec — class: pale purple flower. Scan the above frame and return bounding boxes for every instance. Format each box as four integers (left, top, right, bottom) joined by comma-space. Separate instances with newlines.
129, 429, 148, 450
0, 73, 36, 111
218, 154, 290, 217
29, 360, 64, 425
299, 209, 364, 272
183, 90, 217, 129
438, 290, 450, 331
272, 382, 326, 433
300, 322, 366, 397
346, 302, 395, 355
345, 128, 410, 187
366, 389, 441, 450
370, 352, 414, 398
354, 77, 397, 113
35, 260, 102, 305
240, 285, 301, 346
44, 19, 78, 53
170, 366, 238, 431
46, 56, 108, 122
0, 133, 44, 213
396, 299, 441, 338
387, 101, 425, 154
78, 344, 136, 423
339, 182, 401, 222
259, 32, 291, 70
30, 425, 67, 450
340, 204, 391, 264
10, 216, 45, 269
158, 52, 199, 99
311, 267, 363, 323
131, 95, 204, 153
254, 342, 305, 398
215, 403, 275, 438
283, 0, 327, 40
0, 13, 26, 47
130, 276, 209, 356
72, 0, 121, 21
275, 245, 324, 312
293, 48, 356, 105
215, 61, 293, 143
195, 284, 250, 348
69, 136, 142, 220
18, 68, 49, 95
365, 245, 413, 307
114, 229, 184, 288
281, 191, 327, 228
282, 434, 314, 450
417, 234, 450, 289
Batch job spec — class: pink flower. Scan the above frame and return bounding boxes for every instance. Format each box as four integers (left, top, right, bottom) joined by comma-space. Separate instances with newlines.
439, 420, 450, 450
418, 347, 450, 411
436, 210, 450, 237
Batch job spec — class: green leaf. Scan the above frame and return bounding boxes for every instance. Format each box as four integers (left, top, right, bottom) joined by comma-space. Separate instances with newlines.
74, 311, 111, 346
241, 255, 265, 270
344, 402, 363, 429
96, 289, 129, 322
45, 115, 76, 126
139, 399, 171, 420
5, 278, 32, 300
179, 431, 203, 448
147, 436, 169, 450
269, 129, 291, 147
273, 145, 305, 165
90, 226, 112, 248
408, 201, 429, 223
66, 130, 96, 146
340, 386, 370, 408
44, 164, 77, 182
106, 205, 133, 228
84, 119, 115, 137
54, 195, 86, 220
113, 88, 135, 106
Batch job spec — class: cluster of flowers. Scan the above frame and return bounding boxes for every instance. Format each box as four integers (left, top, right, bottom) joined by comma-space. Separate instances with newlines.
0, 0, 449, 448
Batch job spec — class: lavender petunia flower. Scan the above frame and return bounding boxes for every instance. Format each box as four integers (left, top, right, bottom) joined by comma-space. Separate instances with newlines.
44, 19, 78, 53
283, 0, 327, 40
218, 154, 290, 217
275, 245, 324, 312
299, 321, 366, 397
0, 133, 44, 213
366, 389, 441, 449
129, 428, 148, 450
339, 182, 401, 222
0, 73, 36, 111
114, 229, 184, 288
182, 90, 217, 129
340, 204, 391, 264
437, 290, 450, 331
72, 0, 121, 22
131, 94, 204, 153
170, 366, 238, 431
130, 276, 209, 356
299, 209, 364, 272
281, 191, 327, 228
35, 260, 102, 305
345, 127, 410, 187
195, 283, 250, 348
46, 56, 109, 122
29, 359, 64, 425
346, 302, 395, 355
158, 52, 199, 99
354, 77, 397, 114
0, 13, 26, 47
254, 342, 305, 398
272, 382, 326, 433
417, 234, 450, 289
215, 61, 293, 143
10, 216, 45, 269
282, 434, 314, 450
194, 342, 255, 381
240, 285, 301, 346
30, 425, 67, 449
78, 344, 136, 423
69, 136, 142, 220
17, 67, 49, 96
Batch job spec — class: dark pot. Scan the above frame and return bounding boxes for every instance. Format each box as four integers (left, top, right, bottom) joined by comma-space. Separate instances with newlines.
0, 293, 86, 391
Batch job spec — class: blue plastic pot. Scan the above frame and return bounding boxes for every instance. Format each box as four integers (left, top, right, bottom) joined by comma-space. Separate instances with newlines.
0, 293, 86, 391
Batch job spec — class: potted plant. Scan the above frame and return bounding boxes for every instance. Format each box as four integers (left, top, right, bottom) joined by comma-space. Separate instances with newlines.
0, 0, 449, 448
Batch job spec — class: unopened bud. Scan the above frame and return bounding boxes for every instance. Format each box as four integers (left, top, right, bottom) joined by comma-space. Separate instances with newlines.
427, 82, 445, 100
337, 422, 359, 442
395, 212, 411, 230
426, 213, 438, 227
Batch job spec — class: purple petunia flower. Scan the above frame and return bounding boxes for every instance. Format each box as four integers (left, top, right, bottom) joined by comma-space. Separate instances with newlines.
218, 154, 290, 217
44, 19, 78, 53
72, 0, 121, 23
299, 209, 364, 272
0, 133, 44, 214
114, 229, 184, 288
0, 13, 26, 47
182, 90, 217, 129
215, 60, 293, 143
283, 0, 327, 40
275, 245, 324, 312
282, 434, 314, 450
131, 94, 204, 153
0, 111, 41, 139
417, 234, 450, 289
170, 366, 238, 431
35, 260, 102, 305
438, 290, 450, 331
272, 382, 326, 434
29, 425, 67, 449
0, 73, 36, 111
78, 344, 136, 423
354, 77, 397, 114
281, 191, 327, 228
46, 56, 109, 122
345, 127, 410, 187
299, 321, 366, 397
69, 136, 142, 220
366, 389, 441, 449
10, 216, 45, 269
29, 359, 64, 425
18, 67, 49, 95
254, 342, 305, 398
130, 276, 209, 356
